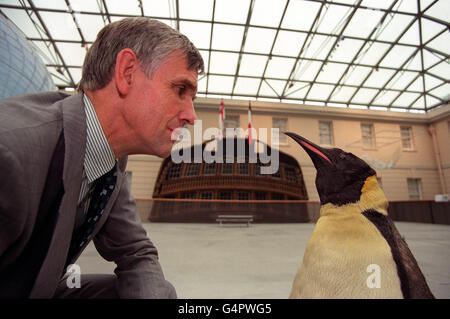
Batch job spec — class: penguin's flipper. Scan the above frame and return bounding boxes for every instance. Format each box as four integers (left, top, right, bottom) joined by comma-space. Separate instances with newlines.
362, 209, 435, 299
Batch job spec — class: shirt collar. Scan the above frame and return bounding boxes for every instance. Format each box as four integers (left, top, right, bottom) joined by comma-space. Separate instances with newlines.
83, 93, 116, 183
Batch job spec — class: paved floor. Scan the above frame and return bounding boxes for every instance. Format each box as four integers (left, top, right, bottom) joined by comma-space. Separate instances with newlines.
77, 222, 450, 299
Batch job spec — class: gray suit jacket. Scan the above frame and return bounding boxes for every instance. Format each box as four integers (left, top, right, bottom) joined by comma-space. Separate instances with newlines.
0, 92, 174, 298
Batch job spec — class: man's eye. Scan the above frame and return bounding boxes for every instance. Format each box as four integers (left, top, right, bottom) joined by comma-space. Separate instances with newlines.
177, 86, 186, 96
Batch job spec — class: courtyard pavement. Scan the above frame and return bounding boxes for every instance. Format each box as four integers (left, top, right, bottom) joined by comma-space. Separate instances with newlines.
77, 221, 450, 299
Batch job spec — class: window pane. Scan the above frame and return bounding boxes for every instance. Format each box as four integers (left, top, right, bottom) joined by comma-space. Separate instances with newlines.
200, 191, 213, 199
221, 163, 234, 174
203, 163, 217, 175
400, 126, 413, 149
319, 121, 333, 146
166, 163, 182, 179
273, 118, 287, 143
185, 163, 200, 176
284, 167, 297, 183
407, 178, 421, 200
361, 124, 375, 148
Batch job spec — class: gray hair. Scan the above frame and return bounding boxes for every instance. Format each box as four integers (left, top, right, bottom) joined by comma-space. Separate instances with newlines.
79, 17, 204, 91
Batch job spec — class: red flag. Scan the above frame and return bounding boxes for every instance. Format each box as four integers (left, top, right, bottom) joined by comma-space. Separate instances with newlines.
248, 101, 252, 145
219, 99, 225, 137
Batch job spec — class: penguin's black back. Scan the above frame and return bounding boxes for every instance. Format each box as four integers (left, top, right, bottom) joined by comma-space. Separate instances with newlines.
362, 209, 435, 299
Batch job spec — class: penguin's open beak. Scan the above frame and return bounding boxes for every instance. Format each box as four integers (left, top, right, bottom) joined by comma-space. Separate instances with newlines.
284, 132, 334, 168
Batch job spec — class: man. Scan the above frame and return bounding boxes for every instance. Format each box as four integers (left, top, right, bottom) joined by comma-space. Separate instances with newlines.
0, 17, 204, 298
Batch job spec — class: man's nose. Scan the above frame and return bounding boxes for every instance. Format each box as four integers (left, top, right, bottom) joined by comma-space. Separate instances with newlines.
180, 100, 198, 126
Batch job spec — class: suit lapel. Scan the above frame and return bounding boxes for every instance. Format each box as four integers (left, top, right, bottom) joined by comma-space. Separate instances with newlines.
30, 93, 87, 298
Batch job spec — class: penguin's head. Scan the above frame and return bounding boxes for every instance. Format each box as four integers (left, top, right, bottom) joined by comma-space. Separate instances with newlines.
285, 132, 376, 206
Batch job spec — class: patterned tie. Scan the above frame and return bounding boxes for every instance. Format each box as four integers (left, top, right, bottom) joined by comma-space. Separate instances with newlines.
66, 164, 117, 267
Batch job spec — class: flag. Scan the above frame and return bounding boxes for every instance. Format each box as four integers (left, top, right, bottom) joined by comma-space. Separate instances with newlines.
248, 101, 253, 145
219, 98, 225, 138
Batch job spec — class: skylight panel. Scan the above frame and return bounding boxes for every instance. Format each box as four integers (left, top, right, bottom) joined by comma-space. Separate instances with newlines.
284, 82, 309, 99
410, 98, 425, 109
178, 0, 213, 21
68, 67, 82, 84
271, 30, 306, 57
199, 50, 209, 73
329, 38, 364, 63
207, 75, 235, 93
343, 8, 385, 39
238, 54, 268, 77
2, 8, 47, 39
392, 92, 421, 107
375, 14, 414, 42
250, 0, 286, 28
385, 71, 419, 91
379, 45, 416, 68
428, 83, 450, 100
68, 0, 101, 13
300, 34, 336, 60
426, 30, 450, 55
424, 74, 443, 91
351, 88, 379, 104
372, 90, 400, 105
282, 0, 322, 31
398, 21, 420, 46
307, 84, 335, 100
428, 61, 450, 80
395, 0, 417, 13
105, 0, 140, 15
179, 21, 211, 49
76, 14, 106, 42
364, 68, 396, 88
30, 40, 58, 65
33, 0, 68, 10
211, 24, 244, 51
198, 74, 207, 92
259, 79, 287, 97
422, 49, 443, 69
316, 62, 348, 83
243, 27, 277, 54
354, 42, 390, 66
341, 66, 372, 86
214, 0, 250, 24
55, 42, 87, 66
406, 77, 424, 92
142, 0, 172, 18
424, 0, 450, 23
426, 95, 441, 107
328, 86, 357, 102
293, 60, 322, 82
40, 12, 81, 41
209, 51, 238, 75
361, 0, 395, 10
265, 56, 296, 79
233, 77, 261, 96
404, 51, 422, 71
316, 4, 352, 35
421, 18, 446, 43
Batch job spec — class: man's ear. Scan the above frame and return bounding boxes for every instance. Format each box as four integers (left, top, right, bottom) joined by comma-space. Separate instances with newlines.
114, 48, 139, 96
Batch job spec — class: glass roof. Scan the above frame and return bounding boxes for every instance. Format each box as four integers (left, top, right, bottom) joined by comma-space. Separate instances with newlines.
1, 0, 448, 112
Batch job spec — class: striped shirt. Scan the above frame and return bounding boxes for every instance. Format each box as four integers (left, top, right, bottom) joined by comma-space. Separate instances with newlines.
75, 93, 116, 229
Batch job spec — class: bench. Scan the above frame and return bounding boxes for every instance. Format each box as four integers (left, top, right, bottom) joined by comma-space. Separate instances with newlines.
216, 215, 253, 227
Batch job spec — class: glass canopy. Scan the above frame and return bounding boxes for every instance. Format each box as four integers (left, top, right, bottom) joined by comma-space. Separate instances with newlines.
1, 0, 448, 112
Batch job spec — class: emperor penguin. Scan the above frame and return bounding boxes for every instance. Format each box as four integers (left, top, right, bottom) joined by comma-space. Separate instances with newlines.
285, 132, 434, 299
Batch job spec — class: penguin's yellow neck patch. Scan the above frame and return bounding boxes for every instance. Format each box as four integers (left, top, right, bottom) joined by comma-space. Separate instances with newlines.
320, 175, 388, 217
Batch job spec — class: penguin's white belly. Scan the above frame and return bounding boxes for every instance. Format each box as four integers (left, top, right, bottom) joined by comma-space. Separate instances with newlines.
290, 213, 403, 298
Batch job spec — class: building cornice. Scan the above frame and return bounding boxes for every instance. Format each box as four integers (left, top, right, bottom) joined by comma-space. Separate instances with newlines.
194, 97, 450, 125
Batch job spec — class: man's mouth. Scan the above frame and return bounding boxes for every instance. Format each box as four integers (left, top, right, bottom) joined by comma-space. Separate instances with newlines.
169, 127, 183, 140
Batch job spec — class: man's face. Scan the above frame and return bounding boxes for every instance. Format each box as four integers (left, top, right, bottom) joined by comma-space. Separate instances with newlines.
125, 50, 198, 158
